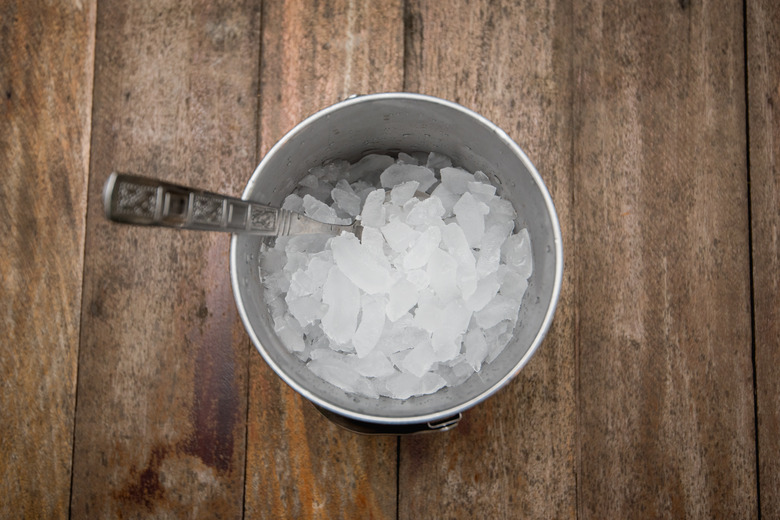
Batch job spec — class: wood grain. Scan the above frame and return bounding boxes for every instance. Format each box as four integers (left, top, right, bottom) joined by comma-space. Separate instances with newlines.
243, 0, 403, 518
747, 0, 780, 517
70, 1, 260, 517
400, 1, 578, 518
0, 1, 96, 517
572, 1, 756, 517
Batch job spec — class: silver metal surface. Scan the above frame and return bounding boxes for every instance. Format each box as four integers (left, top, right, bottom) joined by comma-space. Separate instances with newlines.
230, 92, 564, 428
103, 172, 357, 237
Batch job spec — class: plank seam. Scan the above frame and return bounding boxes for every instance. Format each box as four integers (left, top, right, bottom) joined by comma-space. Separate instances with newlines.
69, 0, 99, 517
742, 0, 762, 518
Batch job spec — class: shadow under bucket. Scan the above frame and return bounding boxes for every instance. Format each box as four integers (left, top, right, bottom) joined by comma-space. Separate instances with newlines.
230, 93, 563, 434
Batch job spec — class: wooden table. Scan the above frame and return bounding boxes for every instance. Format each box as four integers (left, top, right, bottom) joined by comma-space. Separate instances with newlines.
2, 1, 777, 518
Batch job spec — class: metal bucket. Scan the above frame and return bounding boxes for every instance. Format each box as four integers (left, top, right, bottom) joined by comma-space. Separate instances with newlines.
230, 93, 563, 433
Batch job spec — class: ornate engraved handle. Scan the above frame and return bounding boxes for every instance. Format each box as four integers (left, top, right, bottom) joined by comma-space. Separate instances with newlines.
103, 172, 285, 236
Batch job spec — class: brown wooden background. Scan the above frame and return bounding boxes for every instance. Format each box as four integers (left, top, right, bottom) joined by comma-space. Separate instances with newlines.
2, 0, 777, 518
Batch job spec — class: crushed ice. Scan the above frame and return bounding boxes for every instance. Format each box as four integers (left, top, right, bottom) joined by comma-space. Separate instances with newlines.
260, 153, 532, 400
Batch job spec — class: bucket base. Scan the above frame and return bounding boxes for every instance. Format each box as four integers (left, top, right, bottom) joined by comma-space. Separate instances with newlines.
313, 405, 461, 435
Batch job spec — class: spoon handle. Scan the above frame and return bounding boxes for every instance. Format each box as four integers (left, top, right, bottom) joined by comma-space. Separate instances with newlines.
103, 172, 285, 236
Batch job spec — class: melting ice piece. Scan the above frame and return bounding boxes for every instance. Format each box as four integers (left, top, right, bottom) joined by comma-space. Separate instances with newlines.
359, 189, 386, 228
331, 233, 393, 294
467, 180, 497, 202
380, 163, 437, 192
286, 295, 326, 327
453, 192, 490, 248
353, 293, 387, 357
321, 266, 360, 344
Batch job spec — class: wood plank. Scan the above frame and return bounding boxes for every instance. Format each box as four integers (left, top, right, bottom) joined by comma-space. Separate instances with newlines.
400, 1, 578, 518
572, 1, 756, 517
0, 1, 96, 517
243, 0, 403, 518
747, 0, 780, 517
70, 1, 261, 517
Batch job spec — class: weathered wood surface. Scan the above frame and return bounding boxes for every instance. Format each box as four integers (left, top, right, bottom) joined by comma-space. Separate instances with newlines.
573, 1, 755, 518
3, 0, 776, 518
748, 0, 780, 518
0, 1, 96, 518
69, 1, 260, 517
400, 1, 578, 518
242, 1, 403, 518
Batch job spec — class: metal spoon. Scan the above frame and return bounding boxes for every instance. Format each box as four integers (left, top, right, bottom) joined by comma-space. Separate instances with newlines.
103, 172, 362, 238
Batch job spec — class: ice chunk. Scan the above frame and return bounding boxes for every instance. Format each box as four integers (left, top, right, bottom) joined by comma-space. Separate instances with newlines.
467, 180, 497, 202
282, 194, 305, 213
350, 350, 396, 378
442, 223, 478, 299
431, 300, 472, 361
463, 328, 489, 371
321, 266, 360, 344
390, 180, 420, 206
498, 266, 529, 302
386, 279, 419, 322
286, 295, 326, 327
405, 197, 446, 229
303, 194, 348, 224
465, 273, 501, 312
502, 228, 533, 280
380, 163, 437, 192
347, 154, 395, 183
381, 220, 419, 253
413, 293, 446, 334
384, 372, 446, 399
474, 294, 521, 329
476, 220, 514, 278
431, 183, 459, 218
440, 167, 475, 195
405, 268, 430, 290
331, 179, 362, 217
273, 314, 305, 352
331, 233, 393, 294
309, 160, 350, 182
426, 248, 459, 301
353, 293, 387, 357
399, 340, 437, 377
403, 226, 441, 270
308, 355, 379, 398
359, 189, 386, 228
426, 152, 452, 171
453, 192, 490, 248
484, 196, 516, 230
397, 152, 418, 165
